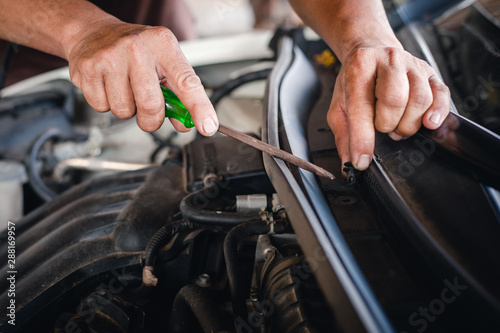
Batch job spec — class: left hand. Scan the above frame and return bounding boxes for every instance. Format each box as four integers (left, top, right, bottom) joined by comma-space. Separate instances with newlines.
327, 46, 451, 172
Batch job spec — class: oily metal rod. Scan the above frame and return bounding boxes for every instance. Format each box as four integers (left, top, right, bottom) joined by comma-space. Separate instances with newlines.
218, 124, 335, 180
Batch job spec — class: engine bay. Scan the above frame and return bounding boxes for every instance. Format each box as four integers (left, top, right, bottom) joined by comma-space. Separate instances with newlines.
2, 1, 500, 332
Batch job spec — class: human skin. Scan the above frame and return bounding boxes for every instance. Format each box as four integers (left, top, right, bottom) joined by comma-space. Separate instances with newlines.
0, 0, 219, 135
0, 0, 450, 172
290, 0, 450, 172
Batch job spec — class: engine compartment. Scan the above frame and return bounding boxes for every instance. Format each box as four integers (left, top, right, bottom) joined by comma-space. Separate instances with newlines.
0, 134, 335, 332
2, 2, 500, 332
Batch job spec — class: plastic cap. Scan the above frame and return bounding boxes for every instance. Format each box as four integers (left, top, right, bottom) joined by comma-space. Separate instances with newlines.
0, 161, 28, 182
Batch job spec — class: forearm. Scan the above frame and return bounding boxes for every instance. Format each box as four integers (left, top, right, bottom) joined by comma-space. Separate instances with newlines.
290, 0, 402, 62
0, 0, 120, 59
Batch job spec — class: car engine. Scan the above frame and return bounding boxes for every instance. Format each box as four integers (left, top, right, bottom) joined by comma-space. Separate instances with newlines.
1, 1, 500, 332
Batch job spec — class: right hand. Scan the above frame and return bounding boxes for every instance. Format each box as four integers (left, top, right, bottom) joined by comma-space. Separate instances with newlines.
67, 21, 219, 135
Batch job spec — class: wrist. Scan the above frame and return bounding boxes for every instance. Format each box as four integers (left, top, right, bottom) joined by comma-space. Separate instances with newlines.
329, 21, 403, 63
58, 3, 121, 60
339, 37, 403, 63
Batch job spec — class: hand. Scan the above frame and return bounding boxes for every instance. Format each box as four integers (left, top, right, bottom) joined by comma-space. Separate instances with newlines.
67, 21, 218, 135
327, 46, 450, 172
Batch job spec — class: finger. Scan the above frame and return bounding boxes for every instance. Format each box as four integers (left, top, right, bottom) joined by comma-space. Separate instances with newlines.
156, 29, 218, 136
344, 54, 377, 170
104, 70, 136, 120
422, 75, 450, 130
80, 78, 110, 113
391, 70, 433, 139
169, 118, 191, 132
374, 63, 409, 134
327, 73, 350, 176
129, 54, 165, 132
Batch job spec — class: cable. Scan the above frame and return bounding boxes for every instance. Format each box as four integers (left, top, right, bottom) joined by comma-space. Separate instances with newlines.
209, 68, 271, 108
28, 129, 62, 202
195, 68, 271, 138
142, 218, 195, 287
180, 180, 261, 226
143, 175, 269, 288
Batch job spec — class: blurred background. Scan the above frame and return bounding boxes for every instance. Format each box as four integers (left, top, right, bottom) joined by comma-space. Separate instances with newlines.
185, 0, 300, 37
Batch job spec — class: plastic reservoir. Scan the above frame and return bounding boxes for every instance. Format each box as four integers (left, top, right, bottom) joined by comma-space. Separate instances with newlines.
0, 161, 27, 224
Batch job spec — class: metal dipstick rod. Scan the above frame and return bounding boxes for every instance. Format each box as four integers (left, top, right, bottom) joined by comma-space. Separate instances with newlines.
218, 124, 335, 180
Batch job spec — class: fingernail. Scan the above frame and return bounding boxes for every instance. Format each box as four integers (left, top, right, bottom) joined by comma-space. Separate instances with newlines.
389, 132, 405, 141
202, 118, 218, 136
355, 154, 371, 170
429, 110, 442, 125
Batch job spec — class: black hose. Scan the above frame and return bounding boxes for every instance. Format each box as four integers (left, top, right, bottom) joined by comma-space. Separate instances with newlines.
195, 68, 271, 138
143, 177, 262, 286
144, 219, 194, 267
149, 131, 169, 146
168, 284, 233, 333
142, 219, 196, 287
180, 181, 261, 226
209, 68, 271, 108
223, 220, 287, 330
0, 89, 66, 116
27, 129, 61, 202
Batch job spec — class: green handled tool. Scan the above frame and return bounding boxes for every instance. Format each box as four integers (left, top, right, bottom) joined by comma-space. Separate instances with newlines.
161, 86, 195, 128
161, 85, 334, 180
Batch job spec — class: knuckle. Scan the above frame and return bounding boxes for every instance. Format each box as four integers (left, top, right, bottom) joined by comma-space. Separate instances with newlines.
434, 82, 451, 97
82, 91, 108, 112
138, 119, 163, 132
396, 123, 420, 137
124, 34, 141, 52
411, 91, 433, 108
416, 58, 431, 70
176, 71, 202, 92
327, 113, 338, 134
376, 122, 397, 133
154, 26, 177, 43
93, 104, 110, 113
349, 49, 372, 72
138, 98, 164, 116
78, 58, 98, 76
112, 106, 135, 119
381, 93, 407, 109
385, 47, 402, 66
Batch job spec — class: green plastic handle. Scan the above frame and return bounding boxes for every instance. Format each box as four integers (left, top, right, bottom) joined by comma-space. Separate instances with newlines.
161, 86, 195, 128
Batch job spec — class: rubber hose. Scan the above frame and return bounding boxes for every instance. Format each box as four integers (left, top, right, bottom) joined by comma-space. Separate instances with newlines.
142, 219, 195, 287
180, 182, 260, 226
223, 220, 287, 329
168, 284, 233, 333
195, 68, 271, 138
28, 129, 61, 202
209, 68, 271, 107
144, 219, 194, 267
